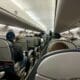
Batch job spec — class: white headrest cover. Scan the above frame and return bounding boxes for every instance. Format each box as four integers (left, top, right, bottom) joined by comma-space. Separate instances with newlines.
37, 52, 80, 79
0, 39, 12, 61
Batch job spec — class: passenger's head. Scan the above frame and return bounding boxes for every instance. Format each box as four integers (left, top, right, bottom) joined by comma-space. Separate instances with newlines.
53, 32, 61, 39
49, 31, 52, 36
6, 30, 15, 42
48, 42, 69, 52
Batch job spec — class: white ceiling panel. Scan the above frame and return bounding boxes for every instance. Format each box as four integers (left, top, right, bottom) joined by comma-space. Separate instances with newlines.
0, 0, 56, 32
23, 0, 56, 32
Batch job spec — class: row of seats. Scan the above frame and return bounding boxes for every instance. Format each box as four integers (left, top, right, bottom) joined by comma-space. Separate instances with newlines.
0, 37, 40, 80
34, 39, 80, 80
0, 29, 49, 80
14, 36, 44, 80
0, 34, 47, 80
15, 36, 42, 65
15, 36, 41, 52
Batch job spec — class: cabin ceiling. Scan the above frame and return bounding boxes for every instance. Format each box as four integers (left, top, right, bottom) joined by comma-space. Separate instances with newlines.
0, 0, 56, 33
26, 0, 55, 32
55, 0, 80, 33
14, 0, 56, 32
0, 8, 43, 32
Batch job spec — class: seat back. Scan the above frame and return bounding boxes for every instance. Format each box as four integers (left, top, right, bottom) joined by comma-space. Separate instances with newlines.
73, 39, 80, 48
0, 39, 12, 61
34, 37, 41, 47
35, 50, 80, 80
26, 36, 35, 49
47, 39, 76, 52
0, 39, 13, 72
15, 37, 28, 52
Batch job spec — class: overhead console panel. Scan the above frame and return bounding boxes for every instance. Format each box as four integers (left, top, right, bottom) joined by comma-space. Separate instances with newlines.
55, 0, 80, 33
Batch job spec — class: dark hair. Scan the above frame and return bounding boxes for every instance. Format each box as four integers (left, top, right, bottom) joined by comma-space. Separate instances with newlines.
54, 33, 61, 39
6, 31, 15, 42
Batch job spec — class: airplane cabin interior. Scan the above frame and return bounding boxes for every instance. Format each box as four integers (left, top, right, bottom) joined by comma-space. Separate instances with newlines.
0, 0, 80, 80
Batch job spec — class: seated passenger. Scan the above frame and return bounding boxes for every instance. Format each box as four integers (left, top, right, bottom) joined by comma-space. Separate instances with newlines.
48, 42, 69, 52
15, 36, 30, 72
3, 30, 20, 80
6, 30, 23, 62
6, 30, 30, 73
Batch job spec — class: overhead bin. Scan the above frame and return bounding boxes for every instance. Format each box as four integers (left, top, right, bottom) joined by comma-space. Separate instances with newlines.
55, 0, 80, 33
0, 7, 44, 32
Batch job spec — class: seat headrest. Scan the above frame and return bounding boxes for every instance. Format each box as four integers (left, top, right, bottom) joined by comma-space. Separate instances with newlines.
0, 39, 12, 61
47, 39, 76, 52
73, 39, 80, 48
36, 50, 80, 80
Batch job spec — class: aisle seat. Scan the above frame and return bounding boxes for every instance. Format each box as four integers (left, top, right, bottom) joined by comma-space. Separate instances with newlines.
47, 39, 76, 52
0, 38, 14, 79
35, 49, 80, 80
